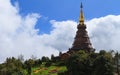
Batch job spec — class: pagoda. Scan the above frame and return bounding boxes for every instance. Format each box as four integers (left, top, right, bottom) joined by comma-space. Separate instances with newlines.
69, 3, 94, 53
60, 3, 94, 60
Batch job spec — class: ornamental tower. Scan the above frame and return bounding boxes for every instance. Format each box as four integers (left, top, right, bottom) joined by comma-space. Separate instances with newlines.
70, 3, 94, 52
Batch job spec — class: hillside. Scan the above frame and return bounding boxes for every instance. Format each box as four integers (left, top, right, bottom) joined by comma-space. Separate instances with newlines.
32, 63, 67, 75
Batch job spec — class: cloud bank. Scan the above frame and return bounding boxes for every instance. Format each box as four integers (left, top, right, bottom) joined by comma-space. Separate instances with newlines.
0, 0, 120, 63
86, 15, 120, 51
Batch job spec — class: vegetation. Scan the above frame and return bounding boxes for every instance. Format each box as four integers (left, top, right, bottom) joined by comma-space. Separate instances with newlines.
0, 50, 119, 75
64, 50, 117, 75
0, 56, 67, 75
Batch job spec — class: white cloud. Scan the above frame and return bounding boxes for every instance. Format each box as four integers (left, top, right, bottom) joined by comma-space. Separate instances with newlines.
87, 15, 120, 51
0, 0, 60, 63
1, 0, 120, 63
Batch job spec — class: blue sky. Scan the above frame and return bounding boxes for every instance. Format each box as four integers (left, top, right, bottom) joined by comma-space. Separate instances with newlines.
11, 0, 120, 34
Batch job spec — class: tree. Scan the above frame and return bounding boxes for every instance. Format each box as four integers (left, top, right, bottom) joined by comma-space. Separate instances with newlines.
18, 54, 24, 63
114, 52, 120, 75
41, 56, 50, 62
51, 54, 54, 60
66, 54, 80, 75
66, 50, 90, 75
0, 57, 24, 75
93, 50, 114, 75
34, 59, 42, 67
24, 59, 34, 75
65, 50, 114, 75
45, 62, 52, 67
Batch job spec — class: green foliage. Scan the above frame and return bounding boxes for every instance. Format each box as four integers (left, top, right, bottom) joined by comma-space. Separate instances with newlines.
66, 51, 90, 75
34, 59, 42, 67
0, 50, 116, 75
41, 56, 50, 62
0, 57, 25, 75
24, 59, 35, 75
51, 54, 55, 60
66, 50, 114, 75
56, 61, 65, 66
93, 55, 114, 75
45, 62, 52, 67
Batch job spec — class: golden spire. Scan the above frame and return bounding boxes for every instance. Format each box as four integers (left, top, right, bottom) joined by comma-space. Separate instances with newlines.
79, 3, 84, 25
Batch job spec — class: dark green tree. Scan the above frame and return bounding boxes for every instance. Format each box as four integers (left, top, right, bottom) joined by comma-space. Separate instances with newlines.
65, 50, 114, 75
34, 59, 42, 67
0, 57, 24, 75
66, 50, 90, 75
24, 59, 34, 75
41, 56, 50, 62
92, 50, 114, 75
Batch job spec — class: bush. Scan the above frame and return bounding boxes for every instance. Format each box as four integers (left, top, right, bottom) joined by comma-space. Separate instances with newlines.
45, 62, 52, 67
56, 61, 65, 66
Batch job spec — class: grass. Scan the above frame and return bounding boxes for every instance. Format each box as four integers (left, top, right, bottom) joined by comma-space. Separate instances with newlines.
31, 63, 67, 75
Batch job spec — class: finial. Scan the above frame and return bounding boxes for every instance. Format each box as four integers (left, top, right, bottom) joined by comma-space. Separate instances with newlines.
79, 2, 84, 25
81, 2, 83, 8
